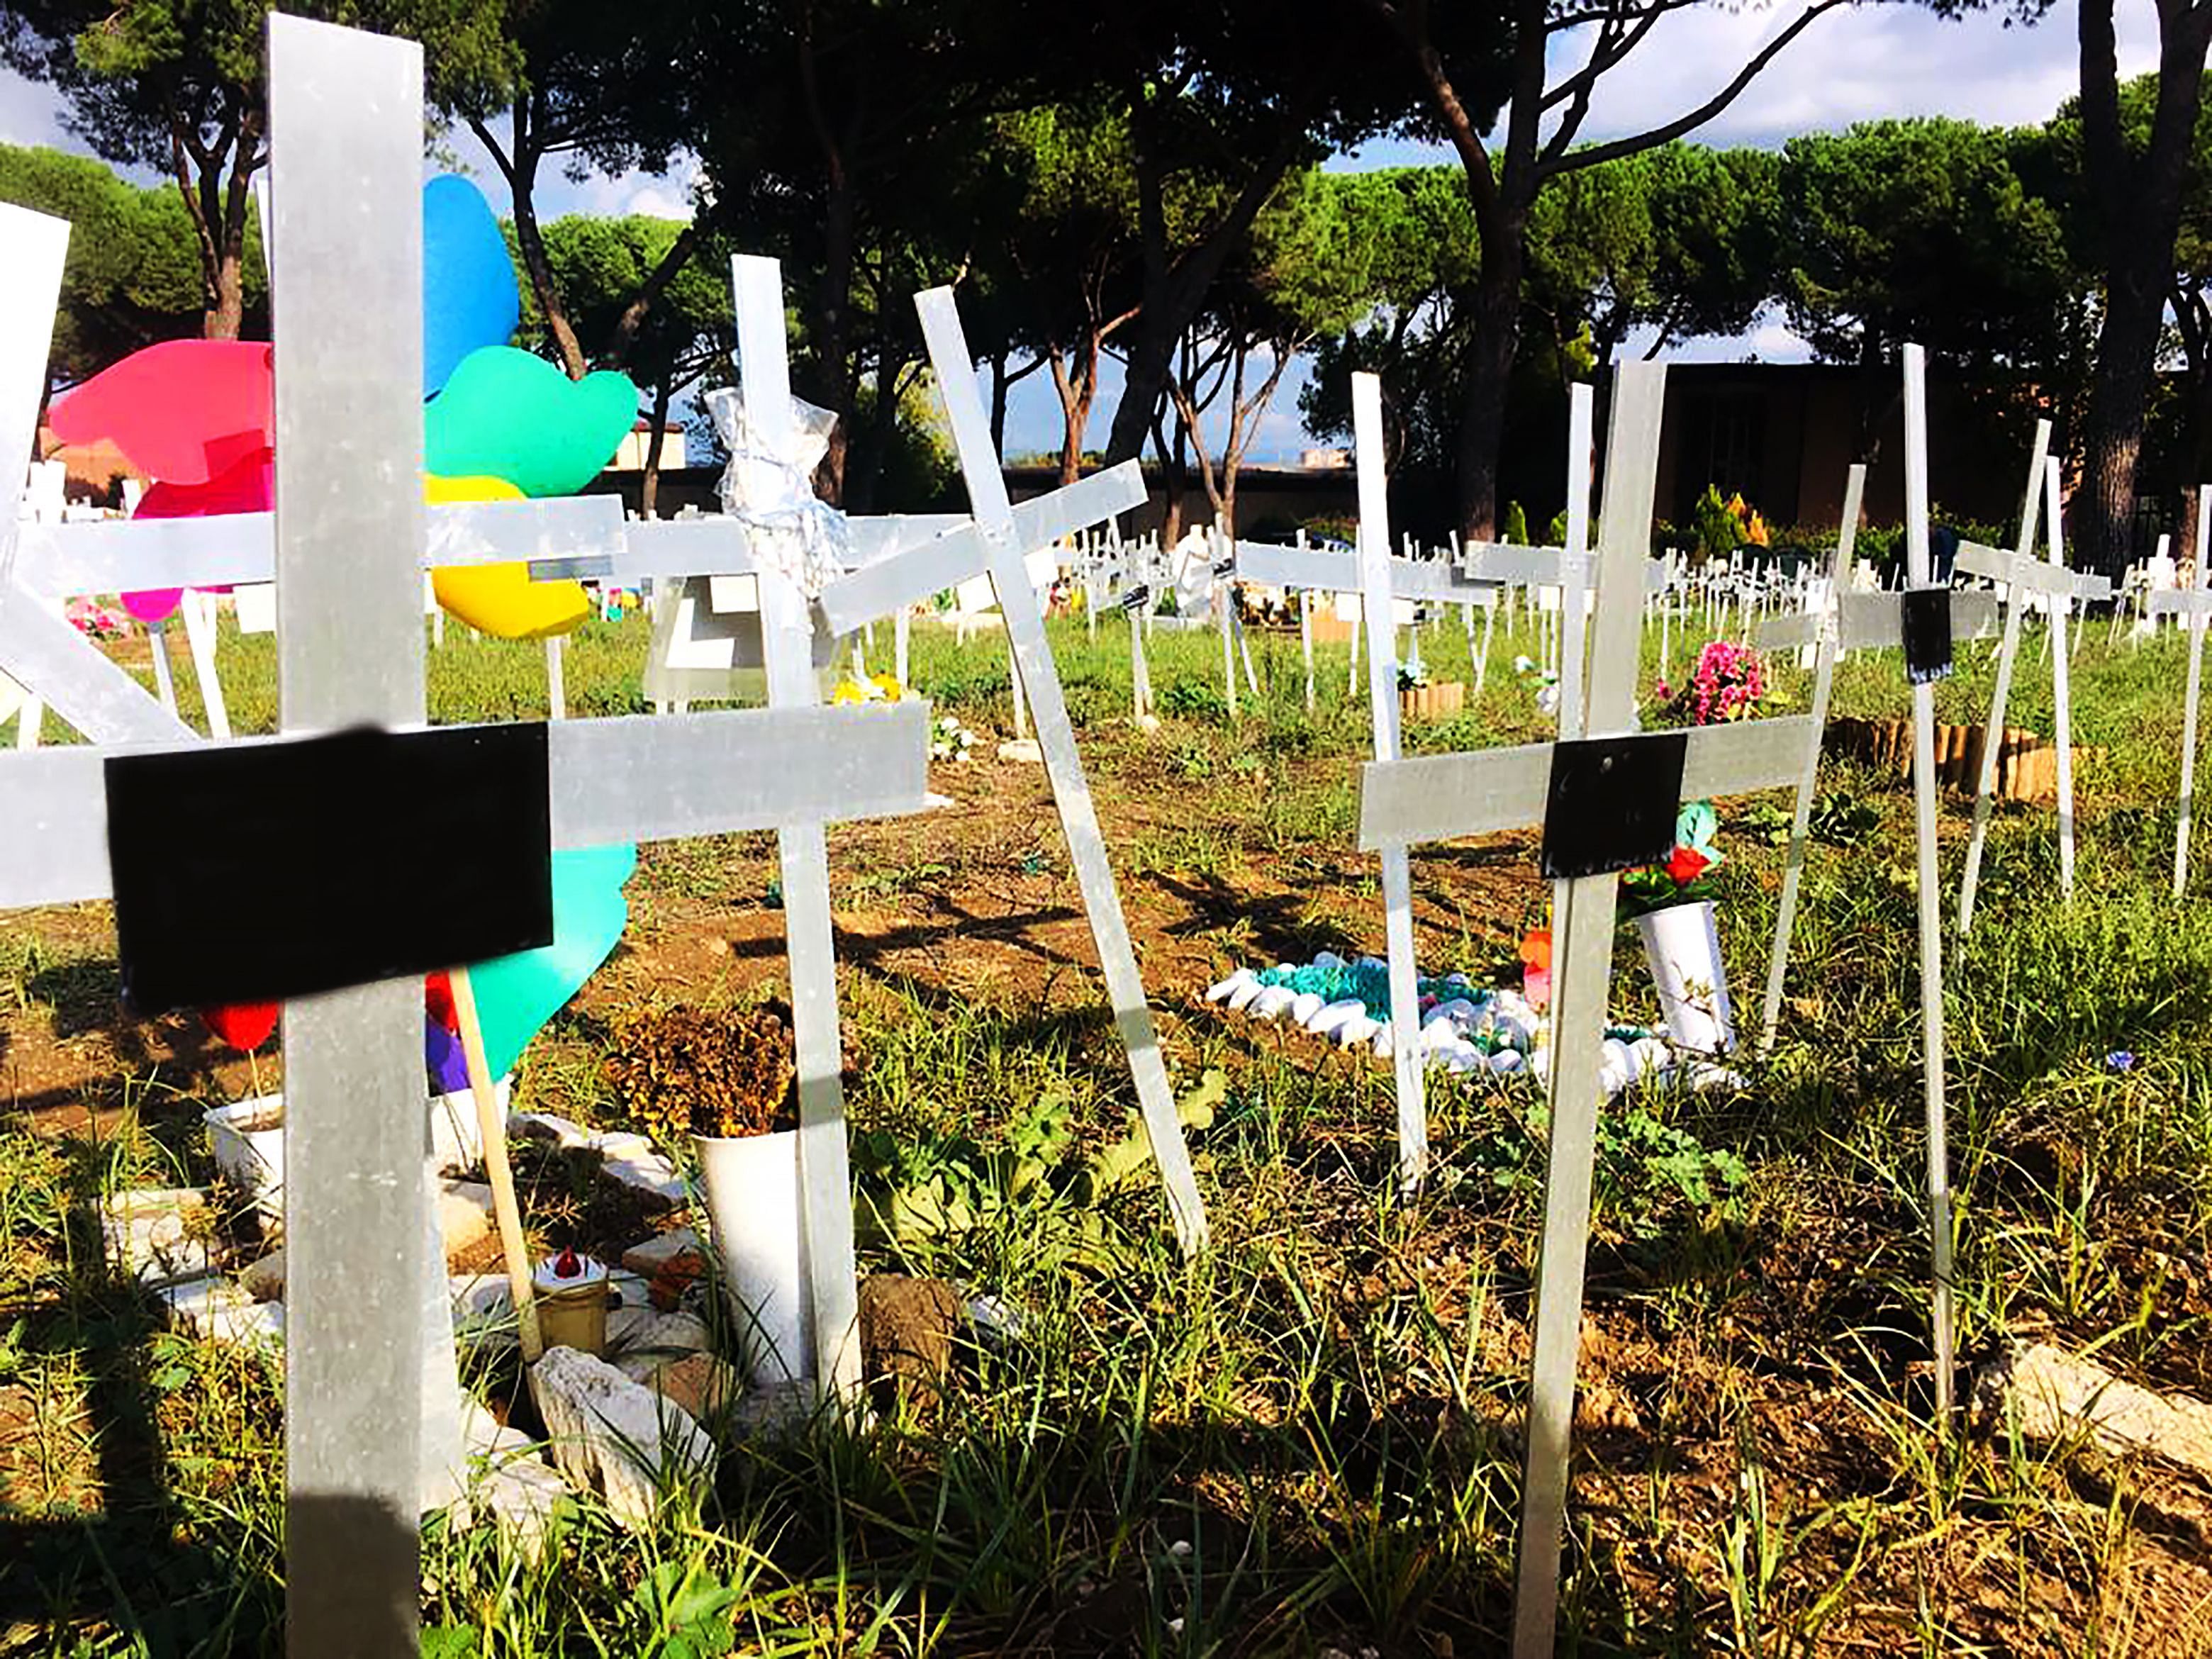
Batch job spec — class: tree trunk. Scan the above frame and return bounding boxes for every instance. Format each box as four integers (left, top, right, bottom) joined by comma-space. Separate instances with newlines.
476, 104, 588, 380
641, 379, 673, 520
2073, 0, 2212, 576
1099, 101, 1302, 467
1050, 341, 1099, 488
1455, 242, 1524, 542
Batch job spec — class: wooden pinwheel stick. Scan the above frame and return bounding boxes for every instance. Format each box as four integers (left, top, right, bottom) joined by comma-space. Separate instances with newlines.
448, 971, 542, 1363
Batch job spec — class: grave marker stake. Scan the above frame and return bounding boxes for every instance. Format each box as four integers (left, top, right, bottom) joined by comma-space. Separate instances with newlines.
1356, 366, 1816, 1659
1955, 421, 2108, 929
1901, 343, 1957, 1422
1758, 464, 1865, 1051
2167, 487, 2212, 895
266, 18, 430, 1647
1351, 374, 1427, 1191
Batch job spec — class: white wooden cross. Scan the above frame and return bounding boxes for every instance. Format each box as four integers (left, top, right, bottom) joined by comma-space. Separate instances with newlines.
813, 290, 1210, 1253
0, 20, 933, 1650
2150, 485, 2212, 897
1356, 363, 1816, 1659
1953, 445, 2112, 924
1753, 464, 1867, 1051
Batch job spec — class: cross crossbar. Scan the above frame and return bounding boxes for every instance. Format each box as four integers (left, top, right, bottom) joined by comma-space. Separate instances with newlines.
1358, 717, 1815, 849
816, 467, 1143, 635
1, 703, 928, 907
1955, 540, 2113, 601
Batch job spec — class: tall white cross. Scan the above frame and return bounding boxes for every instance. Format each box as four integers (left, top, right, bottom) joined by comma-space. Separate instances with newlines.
0, 19, 934, 1650
1953, 445, 2112, 924
1356, 363, 1816, 1659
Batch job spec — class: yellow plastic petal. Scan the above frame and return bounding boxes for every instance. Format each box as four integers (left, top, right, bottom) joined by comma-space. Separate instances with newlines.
424, 474, 593, 640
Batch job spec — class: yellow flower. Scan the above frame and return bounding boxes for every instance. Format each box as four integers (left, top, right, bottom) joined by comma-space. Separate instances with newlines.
831, 679, 872, 705
871, 672, 906, 702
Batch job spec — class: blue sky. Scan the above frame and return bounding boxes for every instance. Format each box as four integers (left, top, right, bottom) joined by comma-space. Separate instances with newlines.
0, 0, 2158, 464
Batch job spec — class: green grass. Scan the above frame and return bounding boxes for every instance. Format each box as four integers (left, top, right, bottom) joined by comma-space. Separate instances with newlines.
6, 602, 2212, 1653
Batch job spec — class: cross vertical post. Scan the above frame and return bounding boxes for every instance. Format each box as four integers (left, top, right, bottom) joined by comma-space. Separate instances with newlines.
1758, 464, 1866, 1051
1957, 420, 2053, 935
732, 253, 862, 1393
1901, 343, 1957, 1422
913, 288, 1207, 1252
2043, 457, 2078, 895
2165, 486, 2212, 895
1351, 374, 1426, 1191
265, 16, 428, 1651
1512, 364, 1667, 1658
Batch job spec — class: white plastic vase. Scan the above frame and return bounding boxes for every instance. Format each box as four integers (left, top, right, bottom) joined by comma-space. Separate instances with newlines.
696, 1129, 812, 1390
1636, 899, 1736, 1055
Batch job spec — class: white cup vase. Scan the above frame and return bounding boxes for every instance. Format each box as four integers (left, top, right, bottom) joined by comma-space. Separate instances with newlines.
694, 1128, 812, 1391
1635, 898, 1736, 1056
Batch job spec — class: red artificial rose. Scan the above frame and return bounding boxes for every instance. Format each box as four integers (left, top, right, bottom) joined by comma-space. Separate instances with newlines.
201, 1001, 279, 1051
1664, 846, 1710, 885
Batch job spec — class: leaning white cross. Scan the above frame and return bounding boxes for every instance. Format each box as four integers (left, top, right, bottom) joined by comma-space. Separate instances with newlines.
814, 288, 1210, 1253
1953, 445, 2112, 925
1752, 463, 1867, 1051
2150, 486, 2212, 897
0, 18, 932, 1650
1356, 362, 1816, 1659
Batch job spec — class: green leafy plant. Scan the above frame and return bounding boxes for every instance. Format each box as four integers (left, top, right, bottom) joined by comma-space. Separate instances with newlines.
1811, 788, 1882, 847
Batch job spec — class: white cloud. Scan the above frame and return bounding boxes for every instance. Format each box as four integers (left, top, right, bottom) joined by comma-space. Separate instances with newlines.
0, 68, 69, 150
1545, 0, 2156, 148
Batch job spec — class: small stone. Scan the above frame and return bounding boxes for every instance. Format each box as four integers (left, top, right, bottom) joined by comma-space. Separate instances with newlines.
437, 1180, 496, 1262
996, 738, 1044, 763
649, 1352, 740, 1422
478, 1458, 569, 1562
157, 1275, 267, 1344
1288, 991, 1324, 1025
1337, 1015, 1380, 1047
620, 1228, 703, 1276
1226, 977, 1264, 1012
462, 1397, 534, 1463
597, 1149, 685, 1212
859, 1274, 961, 1409
589, 1131, 657, 1162
1426, 997, 1479, 1029
1488, 1049, 1526, 1076
1306, 998, 1366, 1037
605, 1303, 712, 1361
100, 1188, 213, 1287
530, 1346, 715, 1531
239, 1248, 286, 1303
1249, 985, 1296, 1020
1979, 1342, 2212, 1479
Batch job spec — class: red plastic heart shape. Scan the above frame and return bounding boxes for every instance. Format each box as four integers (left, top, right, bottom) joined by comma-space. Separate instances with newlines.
50, 341, 274, 486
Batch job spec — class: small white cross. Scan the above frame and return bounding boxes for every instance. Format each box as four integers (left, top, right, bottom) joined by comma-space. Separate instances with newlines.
1953, 440, 2113, 920
2149, 486, 2212, 896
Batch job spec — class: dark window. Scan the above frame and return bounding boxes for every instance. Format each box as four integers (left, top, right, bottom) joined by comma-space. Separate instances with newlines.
1675, 389, 1767, 525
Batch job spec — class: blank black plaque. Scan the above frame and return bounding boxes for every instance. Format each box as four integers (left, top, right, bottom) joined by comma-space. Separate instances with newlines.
1119, 583, 1152, 614
1539, 732, 1689, 880
106, 725, 554, 1015
1899, 587, 1953, 684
